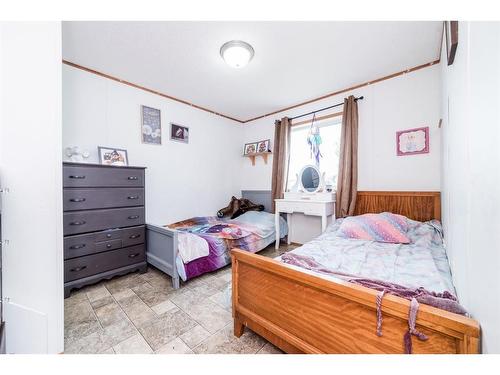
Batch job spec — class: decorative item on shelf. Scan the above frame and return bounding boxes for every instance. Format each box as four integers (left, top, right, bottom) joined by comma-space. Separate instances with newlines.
243, 142, 257, 155
98, 146, 129, 166
396, 126, 429, 156
445, 21, 458, 66
170, 123, 189, 143
141, 105, 162, 145
65, 146, 90, 162
256, 139, 270, 153
243, 140, 272, 166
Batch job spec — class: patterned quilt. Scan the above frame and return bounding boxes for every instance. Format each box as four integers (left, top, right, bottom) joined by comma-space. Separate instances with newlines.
167, 213, 286, 280
278, 218, 456, 296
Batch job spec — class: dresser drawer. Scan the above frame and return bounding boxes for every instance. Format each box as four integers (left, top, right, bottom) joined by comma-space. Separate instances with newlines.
64, 244, 146, 282
63, 207, 145, 235
95, 239, 122, 253
121, 226, 146, 247
63, 165, 144, 188
64, 225, 145, 259
63, 188, 145, 211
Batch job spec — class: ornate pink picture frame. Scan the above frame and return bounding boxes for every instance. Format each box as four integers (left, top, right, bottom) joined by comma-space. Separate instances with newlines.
396, 126, 429, 156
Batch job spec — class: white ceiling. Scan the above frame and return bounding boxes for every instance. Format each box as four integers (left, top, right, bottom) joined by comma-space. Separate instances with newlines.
62, 21, 442, 122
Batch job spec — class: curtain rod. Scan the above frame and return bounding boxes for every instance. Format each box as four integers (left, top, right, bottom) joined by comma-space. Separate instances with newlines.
289, 96, 364, 121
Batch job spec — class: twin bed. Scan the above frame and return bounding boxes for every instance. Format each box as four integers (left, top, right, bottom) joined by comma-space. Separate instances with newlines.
145, 190, 286, 288
146, 190, 480, 354
231, 191, 480, 354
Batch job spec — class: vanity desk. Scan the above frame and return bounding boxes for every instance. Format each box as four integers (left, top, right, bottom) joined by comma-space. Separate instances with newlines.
274, 164, 335, 249
274, 197, 335, 249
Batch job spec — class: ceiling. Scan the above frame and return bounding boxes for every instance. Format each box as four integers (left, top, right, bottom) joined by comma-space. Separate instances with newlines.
62, 21, 443, 122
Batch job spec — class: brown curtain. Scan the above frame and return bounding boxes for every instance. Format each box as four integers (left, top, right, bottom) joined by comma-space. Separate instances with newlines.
336, 95, 359, 218
271, 117, 291, 212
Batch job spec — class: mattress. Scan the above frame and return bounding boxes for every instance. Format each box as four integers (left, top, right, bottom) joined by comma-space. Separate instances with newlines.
277, 217, 456, 296
174, 211, 288, 281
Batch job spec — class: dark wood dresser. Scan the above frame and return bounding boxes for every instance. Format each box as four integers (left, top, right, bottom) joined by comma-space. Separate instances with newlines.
63, 162, 147, 298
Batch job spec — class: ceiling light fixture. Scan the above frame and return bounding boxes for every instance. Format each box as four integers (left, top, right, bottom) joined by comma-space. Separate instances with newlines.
220, 40, 254, 68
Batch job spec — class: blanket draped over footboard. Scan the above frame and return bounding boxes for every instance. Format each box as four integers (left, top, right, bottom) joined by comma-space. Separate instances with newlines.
281, 252, 468, 354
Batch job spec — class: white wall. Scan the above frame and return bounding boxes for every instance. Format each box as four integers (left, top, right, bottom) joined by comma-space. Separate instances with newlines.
63, 65, 243, 225
241, 65, 442, 242
440, 22, 500, 354
0, 22, 63, 353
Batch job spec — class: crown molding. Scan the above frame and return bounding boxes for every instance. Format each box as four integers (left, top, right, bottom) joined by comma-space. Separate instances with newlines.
242, 58, 440, 123
63, 57, 441, 125
62, 60, 245, 123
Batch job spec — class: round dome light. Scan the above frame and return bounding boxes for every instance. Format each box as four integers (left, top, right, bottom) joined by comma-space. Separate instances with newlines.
220, 40, 255, 68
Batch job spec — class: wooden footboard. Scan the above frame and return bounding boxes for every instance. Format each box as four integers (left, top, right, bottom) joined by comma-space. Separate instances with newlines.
231, 249, 480, 354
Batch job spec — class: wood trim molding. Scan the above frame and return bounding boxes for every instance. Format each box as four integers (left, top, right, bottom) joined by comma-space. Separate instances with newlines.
62, 60, 245, 124
243, 59, 441, 123
63, 57, 440, 125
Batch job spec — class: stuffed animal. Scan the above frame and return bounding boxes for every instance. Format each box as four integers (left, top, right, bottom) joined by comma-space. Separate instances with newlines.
217, 196, 241, 218
217, 197, 265, 219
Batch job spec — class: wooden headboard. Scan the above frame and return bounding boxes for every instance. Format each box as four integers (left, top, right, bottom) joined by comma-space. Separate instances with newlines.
354, 191, 441, 221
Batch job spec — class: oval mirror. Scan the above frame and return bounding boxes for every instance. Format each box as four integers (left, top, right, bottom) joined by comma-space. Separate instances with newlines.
300, 165, 321, 192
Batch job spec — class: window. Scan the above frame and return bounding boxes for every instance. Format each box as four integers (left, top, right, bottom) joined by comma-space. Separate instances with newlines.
287, 117, 342, 190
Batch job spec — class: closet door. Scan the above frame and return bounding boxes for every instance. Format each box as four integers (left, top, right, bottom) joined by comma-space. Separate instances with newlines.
0, 22, 63, 354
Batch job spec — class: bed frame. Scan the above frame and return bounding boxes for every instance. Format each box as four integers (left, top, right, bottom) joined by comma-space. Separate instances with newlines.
231, 191, 480, 354
145, 190, 274, 289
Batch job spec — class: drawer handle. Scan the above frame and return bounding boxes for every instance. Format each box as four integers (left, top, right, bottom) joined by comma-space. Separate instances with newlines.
128, 253, 140, 258
106, 244, 113, 249
70, 221, 86, 226
106, 233, 112, 238
128, 176, 139, 181
69, 244, 86, 250
127, 196, 139, 200
69, 198, 86, 202
129, 234, 141, 239
70, 266, 87, 272
69, 175, 86, 179
128, 215, 140, 220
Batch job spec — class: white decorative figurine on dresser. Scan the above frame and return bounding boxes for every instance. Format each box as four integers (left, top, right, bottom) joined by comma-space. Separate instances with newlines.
275, 165, 335, 249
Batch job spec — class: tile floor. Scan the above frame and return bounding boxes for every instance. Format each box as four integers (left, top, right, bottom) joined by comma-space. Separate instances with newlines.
64, 243, 297, 354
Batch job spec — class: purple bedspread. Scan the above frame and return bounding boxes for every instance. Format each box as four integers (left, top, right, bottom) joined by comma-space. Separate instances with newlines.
168, 216, 271, 280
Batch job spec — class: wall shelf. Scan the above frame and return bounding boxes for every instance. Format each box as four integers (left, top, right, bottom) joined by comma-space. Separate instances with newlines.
243, 151, 272, 166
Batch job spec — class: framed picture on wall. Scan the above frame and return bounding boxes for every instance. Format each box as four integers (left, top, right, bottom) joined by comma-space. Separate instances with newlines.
98, 146, 129, 166
396, 127, 429, 156
141, 105, 162, 145
256, 139, 270, 153
170, 123, 189, 143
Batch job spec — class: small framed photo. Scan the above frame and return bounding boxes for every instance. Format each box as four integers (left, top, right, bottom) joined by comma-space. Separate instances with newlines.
170, 123, 189, 143
396, 127, 429, 156
141, 105, 161, 145
243, 142, 257, 155
256, 139, 270, 153
98, 146, 129, 166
